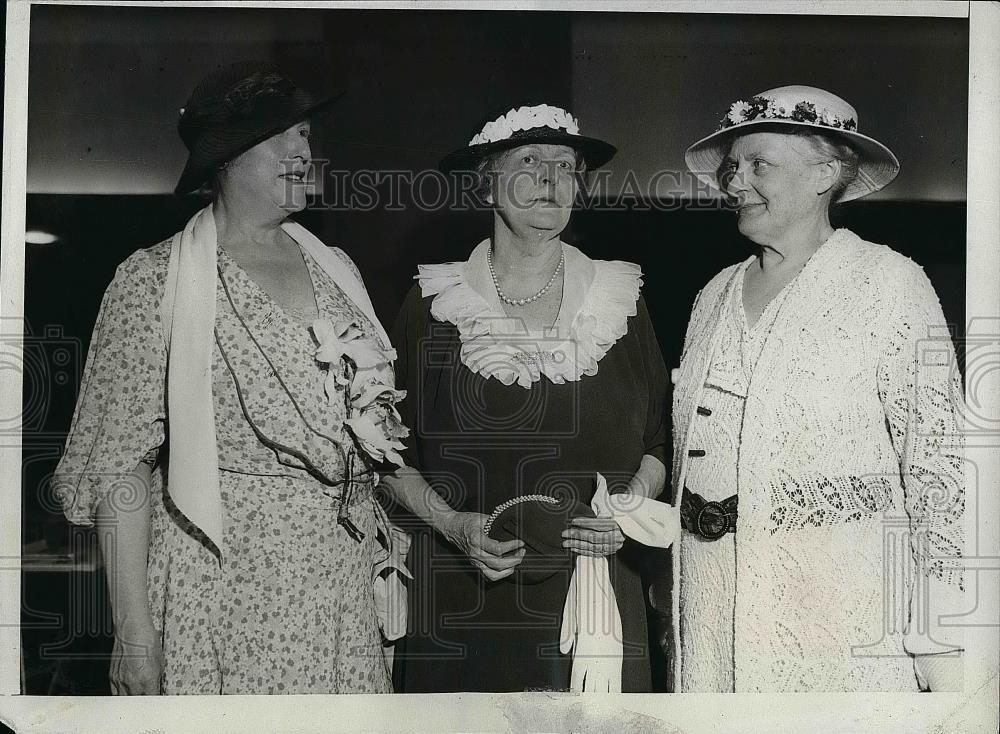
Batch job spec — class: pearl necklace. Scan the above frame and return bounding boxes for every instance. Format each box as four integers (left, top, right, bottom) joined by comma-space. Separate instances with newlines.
488, 245, 565, 307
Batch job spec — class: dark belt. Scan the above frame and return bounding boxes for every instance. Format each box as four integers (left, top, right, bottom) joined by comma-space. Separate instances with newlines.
681, 487, 738, 540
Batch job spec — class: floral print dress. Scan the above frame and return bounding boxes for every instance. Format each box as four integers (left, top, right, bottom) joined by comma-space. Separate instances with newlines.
54, 237, 392, 694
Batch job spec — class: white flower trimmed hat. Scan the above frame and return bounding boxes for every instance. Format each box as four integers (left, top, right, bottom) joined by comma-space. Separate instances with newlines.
439, 103, 617, 172
684, 85, 900, 202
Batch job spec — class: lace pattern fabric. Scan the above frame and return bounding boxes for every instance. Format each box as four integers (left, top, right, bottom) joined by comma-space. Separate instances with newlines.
670, 229, 965, 691
678, 385, 741, 692
679, 266, 797, 692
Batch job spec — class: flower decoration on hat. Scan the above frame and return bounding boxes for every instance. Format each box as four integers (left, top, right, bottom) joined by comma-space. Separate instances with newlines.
469, 104, 581, 146
719, 94, 857, 132
439, 100, 616, 172
726, 100, 752, 125
791, 101, 817, 123
685, 85, 897, 204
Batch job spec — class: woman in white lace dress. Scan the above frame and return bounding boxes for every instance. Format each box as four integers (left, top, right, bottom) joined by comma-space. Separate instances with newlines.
667, 86, 965, 692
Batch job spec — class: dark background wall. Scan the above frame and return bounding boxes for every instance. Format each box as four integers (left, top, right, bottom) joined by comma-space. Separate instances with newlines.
571, 12, 969, 203
21, 5, 968, 694
28, 7, 969, 199
24, 6, 969, 331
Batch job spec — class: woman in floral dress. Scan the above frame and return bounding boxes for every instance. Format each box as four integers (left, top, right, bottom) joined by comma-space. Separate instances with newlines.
53, 62, 407, 695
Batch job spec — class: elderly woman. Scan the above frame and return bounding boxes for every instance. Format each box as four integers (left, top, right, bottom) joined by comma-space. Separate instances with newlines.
54, 62, 404, 694
381, 104, 673, 692
668, 85, 965, 692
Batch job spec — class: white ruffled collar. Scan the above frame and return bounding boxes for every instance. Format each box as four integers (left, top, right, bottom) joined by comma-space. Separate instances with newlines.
416, 239, 642, 388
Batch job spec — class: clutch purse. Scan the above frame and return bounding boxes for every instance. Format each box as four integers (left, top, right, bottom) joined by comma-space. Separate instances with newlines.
484, 494, 595, 584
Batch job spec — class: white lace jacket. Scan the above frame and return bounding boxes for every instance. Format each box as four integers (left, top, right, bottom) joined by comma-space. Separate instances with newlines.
669, 229, 965, 692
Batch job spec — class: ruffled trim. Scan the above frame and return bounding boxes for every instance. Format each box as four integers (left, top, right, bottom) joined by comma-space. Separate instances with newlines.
417, 243, 642, 388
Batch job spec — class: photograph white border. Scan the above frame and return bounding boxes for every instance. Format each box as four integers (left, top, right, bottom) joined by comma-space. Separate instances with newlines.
2, 1, 997, 732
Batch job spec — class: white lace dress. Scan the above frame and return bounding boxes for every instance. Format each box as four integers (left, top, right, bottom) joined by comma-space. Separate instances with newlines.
679, 262, 794, 692
669, 229, 965, 692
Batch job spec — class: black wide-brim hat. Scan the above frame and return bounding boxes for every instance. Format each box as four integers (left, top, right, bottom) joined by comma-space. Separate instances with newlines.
439, 103, 617, 173
175, 61, 343, 195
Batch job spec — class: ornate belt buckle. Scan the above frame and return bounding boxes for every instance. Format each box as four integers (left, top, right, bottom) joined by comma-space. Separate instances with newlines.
695, 501, 730, 540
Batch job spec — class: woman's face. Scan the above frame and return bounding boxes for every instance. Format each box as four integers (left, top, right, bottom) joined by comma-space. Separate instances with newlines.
721, 131, 830, 245
219, 120, 312, 214
490, 143, 578, 239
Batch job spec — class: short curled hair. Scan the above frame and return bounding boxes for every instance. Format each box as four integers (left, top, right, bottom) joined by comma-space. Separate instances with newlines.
789, 128, 860, 203
473, 149, 512, 203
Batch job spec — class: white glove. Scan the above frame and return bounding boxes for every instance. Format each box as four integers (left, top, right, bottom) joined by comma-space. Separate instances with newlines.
914, 652, 963, 692
560, 553, 624, 692
559, 473, 680, 693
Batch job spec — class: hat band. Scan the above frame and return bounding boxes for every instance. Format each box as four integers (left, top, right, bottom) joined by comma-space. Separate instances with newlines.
223, 74, 296, 117
469, 104, 580, 147
719, 96, 858, 133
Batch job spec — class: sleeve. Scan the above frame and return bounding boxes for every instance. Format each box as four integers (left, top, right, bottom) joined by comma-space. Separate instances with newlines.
52, 251, 167, 526
635, 295, 670, 470
389, 284, 428, 471
876, 259, 965, 654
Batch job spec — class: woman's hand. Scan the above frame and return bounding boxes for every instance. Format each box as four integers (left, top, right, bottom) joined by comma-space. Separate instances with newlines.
562, 516, 625, 557
94, 464, 160, 694
443, 512, 525, 581
109, 619, 164, 695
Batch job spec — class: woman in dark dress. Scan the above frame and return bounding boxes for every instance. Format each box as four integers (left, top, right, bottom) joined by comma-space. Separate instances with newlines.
381, 104, 672, 692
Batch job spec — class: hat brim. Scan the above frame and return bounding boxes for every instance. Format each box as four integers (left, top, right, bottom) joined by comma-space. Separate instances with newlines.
174, 89, 345, 195
684, 119, 900, 203
439, 128, 617, 173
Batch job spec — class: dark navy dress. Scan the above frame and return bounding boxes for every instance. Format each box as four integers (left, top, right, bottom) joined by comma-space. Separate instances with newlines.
389, 279, 668, 693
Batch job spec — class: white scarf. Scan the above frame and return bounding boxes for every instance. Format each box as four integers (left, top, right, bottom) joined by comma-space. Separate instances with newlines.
160, 204, 391, 557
